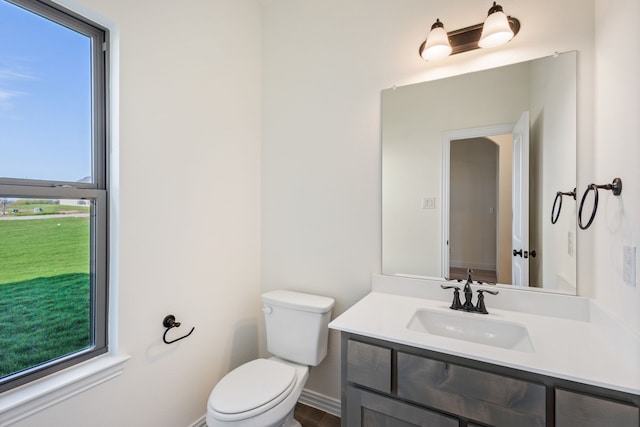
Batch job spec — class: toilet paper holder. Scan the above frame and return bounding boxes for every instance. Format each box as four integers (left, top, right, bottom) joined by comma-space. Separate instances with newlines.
162, 314, 195, 344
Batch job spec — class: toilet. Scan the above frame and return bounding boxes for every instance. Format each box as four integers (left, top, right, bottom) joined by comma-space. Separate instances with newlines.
206, 290, 335, 427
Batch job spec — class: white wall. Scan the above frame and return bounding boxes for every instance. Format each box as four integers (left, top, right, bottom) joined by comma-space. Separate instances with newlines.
594, 0, 640, 332
12, 0, 263, 426
262, 0, 595, 402
529, 52, 577, 291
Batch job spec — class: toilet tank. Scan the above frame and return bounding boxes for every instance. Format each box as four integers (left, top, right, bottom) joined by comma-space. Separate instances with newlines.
262, 290, 335, 366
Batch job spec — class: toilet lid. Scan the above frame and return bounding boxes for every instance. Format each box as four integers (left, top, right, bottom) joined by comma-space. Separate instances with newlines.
209, 358, 297, 415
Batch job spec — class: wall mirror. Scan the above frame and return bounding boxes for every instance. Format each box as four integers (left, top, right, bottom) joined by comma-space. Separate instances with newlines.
382, 51, 577, 294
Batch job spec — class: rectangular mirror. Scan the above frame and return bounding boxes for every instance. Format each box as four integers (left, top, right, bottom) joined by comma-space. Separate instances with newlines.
382, 51, 577, 294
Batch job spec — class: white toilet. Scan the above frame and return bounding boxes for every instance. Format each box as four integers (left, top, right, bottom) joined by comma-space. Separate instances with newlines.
206, 290, 335, 427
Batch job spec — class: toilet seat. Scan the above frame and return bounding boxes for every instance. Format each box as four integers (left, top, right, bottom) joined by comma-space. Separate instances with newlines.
208, 358, 297, 422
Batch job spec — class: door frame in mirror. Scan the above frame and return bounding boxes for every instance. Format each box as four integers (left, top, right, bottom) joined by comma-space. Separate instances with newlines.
442, 123, 516, 283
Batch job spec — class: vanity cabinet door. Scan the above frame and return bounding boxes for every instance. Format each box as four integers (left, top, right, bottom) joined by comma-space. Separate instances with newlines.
346, 386, 459, 427
555, 388, 639, 427
347, 340, 392, 393
397, 352, 546, 427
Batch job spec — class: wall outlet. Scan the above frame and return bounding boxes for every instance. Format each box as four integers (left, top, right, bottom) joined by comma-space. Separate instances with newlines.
623, 246, 636, 286
421, 197, 436, 209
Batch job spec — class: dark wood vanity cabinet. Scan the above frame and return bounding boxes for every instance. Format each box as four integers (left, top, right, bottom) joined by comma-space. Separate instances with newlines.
340, 333, 640, 427
555, 388, 639, 427
346, 386, 459, 427
396, 352, 545, 426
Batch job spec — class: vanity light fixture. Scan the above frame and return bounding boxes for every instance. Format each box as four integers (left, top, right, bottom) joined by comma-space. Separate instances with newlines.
479, 2, 516, 48
420, 19, 452, 61
418, 2, 520, 61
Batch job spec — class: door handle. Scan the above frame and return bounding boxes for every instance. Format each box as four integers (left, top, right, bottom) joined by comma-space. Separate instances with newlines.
513, 249, 523, 257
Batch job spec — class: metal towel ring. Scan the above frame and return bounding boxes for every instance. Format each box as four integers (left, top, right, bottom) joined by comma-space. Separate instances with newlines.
578, 178, 622, 230
551, 188, 576, 224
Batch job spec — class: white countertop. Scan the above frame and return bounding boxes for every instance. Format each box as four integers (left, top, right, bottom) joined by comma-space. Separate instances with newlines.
329, 275, 640, 395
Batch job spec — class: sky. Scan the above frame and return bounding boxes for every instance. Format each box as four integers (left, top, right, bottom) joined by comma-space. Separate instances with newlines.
0, 0, 92, 183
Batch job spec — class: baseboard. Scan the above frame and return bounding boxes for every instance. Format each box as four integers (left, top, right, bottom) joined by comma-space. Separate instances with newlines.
298, 388, 341, 418
187, 415, 206, 427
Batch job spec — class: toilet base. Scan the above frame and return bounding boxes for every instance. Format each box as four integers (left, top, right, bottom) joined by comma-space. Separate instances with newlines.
281, 408, 301, 427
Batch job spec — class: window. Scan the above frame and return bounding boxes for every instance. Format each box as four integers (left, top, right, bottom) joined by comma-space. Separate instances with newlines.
0, 0, 108, 392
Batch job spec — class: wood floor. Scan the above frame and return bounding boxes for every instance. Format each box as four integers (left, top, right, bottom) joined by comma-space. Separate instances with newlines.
294, 403, 341, 427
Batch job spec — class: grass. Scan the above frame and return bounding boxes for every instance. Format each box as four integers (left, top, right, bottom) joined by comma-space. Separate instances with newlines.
0, 275, 90, 378
0, 217, 90, 284
0, 217, 91, 379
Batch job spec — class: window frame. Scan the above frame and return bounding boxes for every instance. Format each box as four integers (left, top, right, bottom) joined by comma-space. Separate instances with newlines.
0, 0, 109, 393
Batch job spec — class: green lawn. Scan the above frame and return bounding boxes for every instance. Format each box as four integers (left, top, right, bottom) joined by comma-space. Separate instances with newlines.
0, 216, 91, 379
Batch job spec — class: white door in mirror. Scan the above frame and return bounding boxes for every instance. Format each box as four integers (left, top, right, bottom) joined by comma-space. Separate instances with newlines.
512, 111, 530, 287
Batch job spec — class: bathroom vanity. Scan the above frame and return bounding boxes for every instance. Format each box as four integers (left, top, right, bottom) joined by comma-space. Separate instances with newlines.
330, 276, 640, 427
341, 333, 638, 427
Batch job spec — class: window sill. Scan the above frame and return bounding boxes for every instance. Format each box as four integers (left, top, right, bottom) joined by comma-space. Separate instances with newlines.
0, 353, 130, 426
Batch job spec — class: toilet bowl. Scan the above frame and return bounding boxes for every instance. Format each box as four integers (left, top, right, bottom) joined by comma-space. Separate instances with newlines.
206, 357, 308, 427
206, 290, 334, 427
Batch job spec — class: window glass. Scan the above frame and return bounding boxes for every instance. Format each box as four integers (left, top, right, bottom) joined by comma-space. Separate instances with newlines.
0, 198, 91, 379
0, 0, 93, 183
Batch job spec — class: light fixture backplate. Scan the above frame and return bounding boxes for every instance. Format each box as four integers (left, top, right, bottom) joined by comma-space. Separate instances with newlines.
449, 17, 520, 55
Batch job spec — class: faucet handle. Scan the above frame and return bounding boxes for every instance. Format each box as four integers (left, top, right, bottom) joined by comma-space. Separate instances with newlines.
441, 284, 463, 310
475, 289, 498, 314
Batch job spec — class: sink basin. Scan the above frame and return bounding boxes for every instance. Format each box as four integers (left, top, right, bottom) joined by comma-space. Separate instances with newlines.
407, 309, 535, 353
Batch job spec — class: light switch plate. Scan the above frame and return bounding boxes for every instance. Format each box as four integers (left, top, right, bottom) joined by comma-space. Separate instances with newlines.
421, 197, 436, 209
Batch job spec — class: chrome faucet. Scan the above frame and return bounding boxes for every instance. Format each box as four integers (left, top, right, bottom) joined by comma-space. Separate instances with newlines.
441, 268, 499, 314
